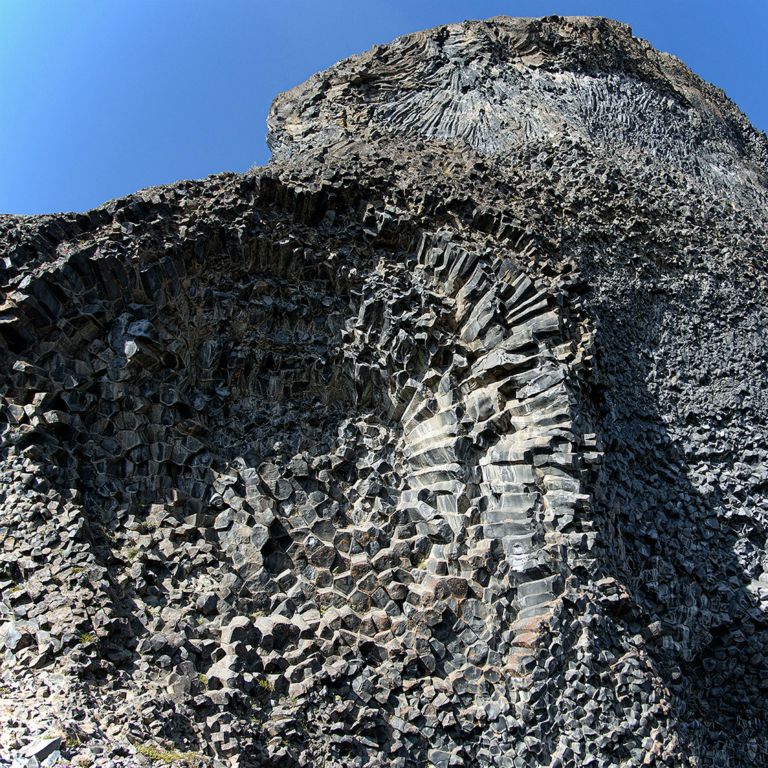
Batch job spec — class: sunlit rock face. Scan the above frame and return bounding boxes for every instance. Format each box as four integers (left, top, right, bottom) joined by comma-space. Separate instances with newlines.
269, 16, 767, 201
2, 15, 768, 768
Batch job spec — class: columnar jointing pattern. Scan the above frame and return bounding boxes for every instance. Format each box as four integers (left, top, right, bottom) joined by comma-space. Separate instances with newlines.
0, 182, 596, 766
398, 234, 592, 681
3, 12, 768, 768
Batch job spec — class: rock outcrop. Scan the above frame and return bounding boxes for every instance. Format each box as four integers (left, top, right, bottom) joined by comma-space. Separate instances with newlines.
1, 15, 767, 768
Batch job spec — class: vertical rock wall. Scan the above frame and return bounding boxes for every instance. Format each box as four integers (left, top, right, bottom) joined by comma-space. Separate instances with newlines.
2, 14, 768, 768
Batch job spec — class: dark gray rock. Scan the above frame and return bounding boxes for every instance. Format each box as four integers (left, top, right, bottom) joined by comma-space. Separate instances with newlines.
1, 13, 767, 768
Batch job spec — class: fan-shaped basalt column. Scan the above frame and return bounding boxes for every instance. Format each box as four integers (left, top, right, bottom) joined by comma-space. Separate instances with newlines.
0, 185, 596, 763
269, 16, 768, 202
393, 235, 591, 677
4, 12, 768, 768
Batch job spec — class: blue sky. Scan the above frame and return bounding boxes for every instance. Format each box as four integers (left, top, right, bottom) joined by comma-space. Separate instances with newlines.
1, 1, 766, 215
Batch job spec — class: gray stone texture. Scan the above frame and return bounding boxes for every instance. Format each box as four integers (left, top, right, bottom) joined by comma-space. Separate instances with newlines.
1, 14, 767, 768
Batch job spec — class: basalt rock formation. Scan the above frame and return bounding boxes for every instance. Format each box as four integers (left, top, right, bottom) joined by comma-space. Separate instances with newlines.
2, 15, 768, 768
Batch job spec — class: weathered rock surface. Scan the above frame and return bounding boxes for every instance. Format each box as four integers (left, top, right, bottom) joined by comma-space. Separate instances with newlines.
1, 14, 767, 768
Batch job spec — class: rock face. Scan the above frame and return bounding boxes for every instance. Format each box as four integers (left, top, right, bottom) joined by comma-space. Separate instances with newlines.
1, 14, 767, 768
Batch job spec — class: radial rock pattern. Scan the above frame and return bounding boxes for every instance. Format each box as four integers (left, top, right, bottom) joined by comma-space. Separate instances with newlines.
2, 14, 768, 768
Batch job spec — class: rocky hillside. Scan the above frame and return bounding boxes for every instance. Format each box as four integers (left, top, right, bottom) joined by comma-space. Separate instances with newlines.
1, 15, 767, 768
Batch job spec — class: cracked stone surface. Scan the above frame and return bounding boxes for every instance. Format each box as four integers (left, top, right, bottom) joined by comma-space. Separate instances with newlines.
1, 14, 768, 768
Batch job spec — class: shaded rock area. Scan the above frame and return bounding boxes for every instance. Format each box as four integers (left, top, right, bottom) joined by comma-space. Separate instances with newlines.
1, 14, 768, 768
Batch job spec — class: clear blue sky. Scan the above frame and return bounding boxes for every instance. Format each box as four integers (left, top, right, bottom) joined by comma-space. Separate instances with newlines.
1, 1, 766, 215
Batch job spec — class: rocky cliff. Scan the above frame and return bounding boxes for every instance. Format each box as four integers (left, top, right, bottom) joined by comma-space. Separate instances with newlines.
1, 15, 768, 768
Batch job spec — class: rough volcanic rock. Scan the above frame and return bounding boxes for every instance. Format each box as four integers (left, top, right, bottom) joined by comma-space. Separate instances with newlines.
1, 14, 768, 768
